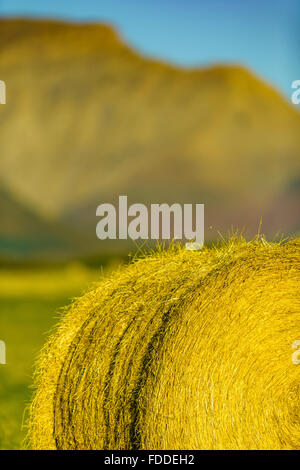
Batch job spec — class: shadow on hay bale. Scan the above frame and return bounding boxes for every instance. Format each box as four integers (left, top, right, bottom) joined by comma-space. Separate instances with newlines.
28, 237, 300, 449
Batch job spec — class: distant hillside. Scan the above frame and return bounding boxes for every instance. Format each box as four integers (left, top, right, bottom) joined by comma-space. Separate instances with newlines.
0, 187, 72, 258
0, 18, 299, 258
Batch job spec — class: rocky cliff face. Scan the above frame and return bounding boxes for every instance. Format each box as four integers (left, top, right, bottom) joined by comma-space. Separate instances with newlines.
0, 18, 299, 257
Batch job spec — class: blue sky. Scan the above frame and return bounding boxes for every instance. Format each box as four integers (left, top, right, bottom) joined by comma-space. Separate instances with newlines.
0, 0, 299, 98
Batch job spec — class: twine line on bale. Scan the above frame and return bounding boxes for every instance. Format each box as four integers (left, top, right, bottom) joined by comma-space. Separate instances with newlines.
28, 237, 300, 450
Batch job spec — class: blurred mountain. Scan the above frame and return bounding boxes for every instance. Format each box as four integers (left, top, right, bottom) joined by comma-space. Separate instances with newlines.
0, 18, 299, 258
0, 187, 74, 260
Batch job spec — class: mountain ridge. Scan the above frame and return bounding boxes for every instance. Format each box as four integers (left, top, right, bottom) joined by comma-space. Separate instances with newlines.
0, 18, 299, 256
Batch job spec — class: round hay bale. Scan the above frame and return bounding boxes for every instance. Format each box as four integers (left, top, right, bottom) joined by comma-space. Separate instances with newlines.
28, 238, 300, 450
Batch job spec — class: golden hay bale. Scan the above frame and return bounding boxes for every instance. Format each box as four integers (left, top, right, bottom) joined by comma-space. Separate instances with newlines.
28, 238, 300, 450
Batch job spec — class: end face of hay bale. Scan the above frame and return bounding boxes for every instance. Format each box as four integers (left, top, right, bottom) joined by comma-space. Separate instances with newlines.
28, 238, 300, 450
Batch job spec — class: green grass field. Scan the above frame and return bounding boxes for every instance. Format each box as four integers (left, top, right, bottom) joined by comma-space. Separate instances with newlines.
0, 264, 103, 449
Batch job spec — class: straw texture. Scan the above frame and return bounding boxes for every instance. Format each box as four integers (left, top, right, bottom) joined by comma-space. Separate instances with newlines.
28, 238, 300, 449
